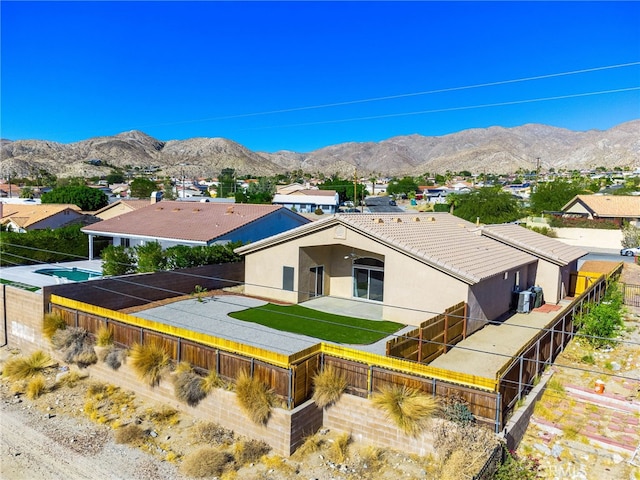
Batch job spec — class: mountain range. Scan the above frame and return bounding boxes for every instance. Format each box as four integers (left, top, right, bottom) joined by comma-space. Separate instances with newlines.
2, 120, 638, 179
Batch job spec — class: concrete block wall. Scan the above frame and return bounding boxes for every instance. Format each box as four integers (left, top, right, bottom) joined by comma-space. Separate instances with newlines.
81, 358, 323, 456
0, 286, 47, 352
323, 393, 436, 456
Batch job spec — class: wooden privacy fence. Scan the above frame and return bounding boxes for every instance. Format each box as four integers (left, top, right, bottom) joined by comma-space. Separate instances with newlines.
386, 301, 467, 363
48, 261, 621, 432
49, 294, 498, 420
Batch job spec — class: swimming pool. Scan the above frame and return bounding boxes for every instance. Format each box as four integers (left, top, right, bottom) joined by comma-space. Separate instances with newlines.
35, 267, 102, 282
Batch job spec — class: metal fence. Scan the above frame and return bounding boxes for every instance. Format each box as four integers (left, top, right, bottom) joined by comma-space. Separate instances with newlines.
623, 283, 640, 307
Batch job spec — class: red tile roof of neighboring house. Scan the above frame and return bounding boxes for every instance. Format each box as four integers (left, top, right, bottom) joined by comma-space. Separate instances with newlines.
82, 201, 287, 243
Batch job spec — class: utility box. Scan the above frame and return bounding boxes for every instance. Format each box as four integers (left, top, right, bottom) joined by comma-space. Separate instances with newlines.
530, 286, 544, 308
517, 290, 533, 313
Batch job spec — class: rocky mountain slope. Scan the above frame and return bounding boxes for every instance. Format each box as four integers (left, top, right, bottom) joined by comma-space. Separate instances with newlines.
2, 121, 638, 178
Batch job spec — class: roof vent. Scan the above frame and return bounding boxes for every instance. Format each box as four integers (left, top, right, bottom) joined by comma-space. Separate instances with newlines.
412, 217, 420, 222
373, 218, 384, 224
427, 217, 436, 222
192, 208, 201, 213
226, 206, 234, 214
392, 217, 402, 223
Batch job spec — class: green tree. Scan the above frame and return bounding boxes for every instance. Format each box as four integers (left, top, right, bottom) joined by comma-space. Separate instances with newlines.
135, 241, 166, 272
101, 245, 136, 276
56, 177, 86, 188
106, 172, 125, 184
130, 177, 158, 198
236, 178, 276, 204
449, 186, 523, 224
387, 177, 419, 196
19, 186, 34, 199
530, 180, 587, 213
319, 177, 365, 203
216, 168, 236, 198
161, 177, 176, 200
0, 225, 91, 266
41, 185, 108, 211
621, 223, 640, 248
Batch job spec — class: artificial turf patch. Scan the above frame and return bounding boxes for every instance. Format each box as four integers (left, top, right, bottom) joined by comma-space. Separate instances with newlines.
228, 303, 404, 344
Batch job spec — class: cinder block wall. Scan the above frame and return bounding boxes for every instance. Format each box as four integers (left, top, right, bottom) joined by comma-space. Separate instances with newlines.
323, 393, 437, 456
83, 358, 323, 456
0, 286, 47, 352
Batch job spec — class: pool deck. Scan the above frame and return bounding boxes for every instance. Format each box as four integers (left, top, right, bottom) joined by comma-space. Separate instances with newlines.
0, 260, 103, 290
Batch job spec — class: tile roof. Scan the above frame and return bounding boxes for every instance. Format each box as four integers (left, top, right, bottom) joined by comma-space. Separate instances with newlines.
0, 204, 81, 229
238, 212, 537, 284
93, 199, 151, 216
480, 224, 588, 265
562, 195, 640, 218
288, 189, 337, 197
82, 201, 287, 243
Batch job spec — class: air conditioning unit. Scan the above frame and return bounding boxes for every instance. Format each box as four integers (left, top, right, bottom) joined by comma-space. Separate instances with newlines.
517, 291, 533, 314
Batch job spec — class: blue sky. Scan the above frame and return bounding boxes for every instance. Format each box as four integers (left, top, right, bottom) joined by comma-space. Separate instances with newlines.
2, 1, 639, 153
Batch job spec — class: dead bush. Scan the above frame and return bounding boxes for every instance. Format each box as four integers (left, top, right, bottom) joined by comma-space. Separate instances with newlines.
95, 325, 114, 347
433, 420, 500, 470
52, 327, 97, 367
26, 374, 47, 399
312, 365, 347, 408
129, 342, 170, 387
2, 351, 56, 380
372, 385, 439, 436
180, 447, 233, 478
234, 370, 274, 425
327, 432, 351, 464
43, 313, 66, 339
104, 347, 127, 370
114, 424, 145, 445
233, 439, 271, 465
172, 365, 207, 406
193, 422, 235, 445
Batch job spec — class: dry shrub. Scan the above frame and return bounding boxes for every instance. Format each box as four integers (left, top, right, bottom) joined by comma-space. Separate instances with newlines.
233, 439, 271, 465
193, 422, 235, 445
130, 342, 170, 387
180, 447, 233, 478
104, 347, 127, 370
327, 432, 351, 464
357, 445, 384, 472
312, 365, 347, 408
261, 455, 298, 475
43, 313, 66, 339
172, 364, 207, 406
292, 433, 324, 458
95, 325, 114, 347
26, 374, 47, 399
2, 351, 56, 380
433, 420, 500, 477
202, 370, 226, 392
372, 385, 439, 436
52, 327, 97, 367
114, 424, 145, 445
146, 405, 179, 425
234, 370, 274, 425
56, 370, 83, 388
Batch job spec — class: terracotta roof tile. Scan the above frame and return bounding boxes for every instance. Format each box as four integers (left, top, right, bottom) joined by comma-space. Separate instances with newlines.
480, 224, 587, 265
83, 201, 286, 243
563, 195, 640, 218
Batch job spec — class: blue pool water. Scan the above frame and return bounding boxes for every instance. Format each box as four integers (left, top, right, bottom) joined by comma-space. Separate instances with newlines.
35, 267, 102, 282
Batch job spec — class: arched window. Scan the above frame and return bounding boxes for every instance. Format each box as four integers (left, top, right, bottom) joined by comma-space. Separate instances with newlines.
353, 257, 384, 302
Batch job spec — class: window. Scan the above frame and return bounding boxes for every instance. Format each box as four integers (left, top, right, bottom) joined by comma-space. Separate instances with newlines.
352, 257, 384, 302
121, 238, 130, 248
283, 266, 294, 291
309, 266, 324, 297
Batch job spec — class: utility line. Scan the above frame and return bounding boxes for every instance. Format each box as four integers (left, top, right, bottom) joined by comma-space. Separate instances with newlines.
139, 61, 640, 127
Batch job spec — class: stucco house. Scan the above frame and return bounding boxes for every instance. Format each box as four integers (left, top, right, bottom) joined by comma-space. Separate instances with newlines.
81, 201, 311, 259
236, 213, 586, 333
272, 189, 340, 214
561, 194, 640, 227
0, 203, 85, 232
92, 199, 152, 221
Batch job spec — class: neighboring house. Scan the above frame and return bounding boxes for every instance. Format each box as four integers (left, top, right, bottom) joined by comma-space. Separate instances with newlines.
272, 189, 340, 214
236, 212, 585, 332
561, 195, 640, 227
93, 199, 153, 221
0, 203, 84, 232
81, 201, 311, 259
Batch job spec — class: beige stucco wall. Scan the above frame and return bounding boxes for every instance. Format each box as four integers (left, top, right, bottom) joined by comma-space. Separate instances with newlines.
244, 224, 496, 326
554, 227, 623, 250
0, 286, 47, 352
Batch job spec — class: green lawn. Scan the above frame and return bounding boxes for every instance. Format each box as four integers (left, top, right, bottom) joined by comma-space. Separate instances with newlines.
228, 303, 404, 344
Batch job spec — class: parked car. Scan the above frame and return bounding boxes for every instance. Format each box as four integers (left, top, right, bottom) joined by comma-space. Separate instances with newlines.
620, 246, 640, 256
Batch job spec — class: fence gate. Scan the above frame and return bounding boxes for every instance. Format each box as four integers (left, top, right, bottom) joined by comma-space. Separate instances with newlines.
623, 284, 640, 307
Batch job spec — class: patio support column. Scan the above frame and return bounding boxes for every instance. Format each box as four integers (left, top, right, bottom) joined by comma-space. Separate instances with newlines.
495, 392, 502, 434
88, 234, 94, 260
